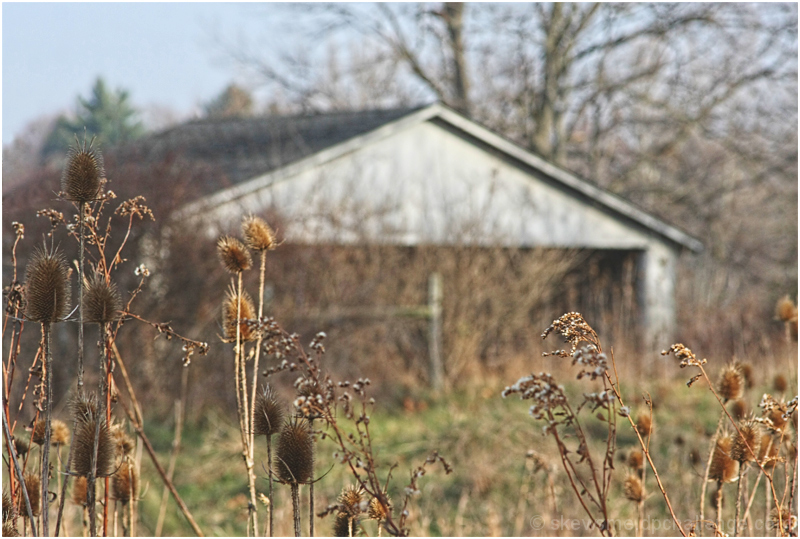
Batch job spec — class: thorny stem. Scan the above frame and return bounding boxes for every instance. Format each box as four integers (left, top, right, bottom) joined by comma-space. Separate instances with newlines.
715, 482, 723, 532
78, 201, 86, 396
735, 464, 744, 536
268, 435, 274, 537
3, 400, 37, 535
291, 483, 301, 537
699, 412, 726, 537
41, 323, 53, 537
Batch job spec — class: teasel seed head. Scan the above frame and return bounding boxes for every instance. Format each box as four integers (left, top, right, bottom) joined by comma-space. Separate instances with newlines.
222, 285, 257, 342
30, 419, 46, 446
13, 437, 29, 458
758, 434, 779, 470
635, 411, 652, 437
276, 418, 315, 485
84, 273, 121, 324
217, 236, 252, 273
62, 142, 104, 203
71, 477, 88, 506
338, 485, 364, 518
627, 450, 644, 471
739, 363, 754, 389
111, 425, 135, 457
709, 432, 739, 483
70, 393, 99, 423
717, 363, 744, 402
769, 506, 797, 533
368, 496, 391, 522
2, 521, 20, 537
767, 407, 788, 432
111, 460, 138, 503
3, 490, 16, 523
71, 417, 115, 477
17, 473, 40, 518
242, 215, 276, 252
623, 474, 644, 503
24, 245, 71, 323
731, 399, 748, 420
776, 295, 798, 323
333, 511, 357, 537
773, 374, 788, 393
51, 419, 70, 446
254, 385, 285, 437
731, 419, 762, 463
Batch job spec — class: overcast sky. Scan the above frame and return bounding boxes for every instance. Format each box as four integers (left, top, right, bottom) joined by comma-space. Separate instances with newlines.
2, 2, 288, 144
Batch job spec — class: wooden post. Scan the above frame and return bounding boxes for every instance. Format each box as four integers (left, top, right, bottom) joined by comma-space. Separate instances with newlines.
428, 272, 444, 390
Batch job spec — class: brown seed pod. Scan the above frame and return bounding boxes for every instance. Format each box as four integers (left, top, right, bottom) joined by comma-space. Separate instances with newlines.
13, 437, 29, 458
111, 460, 138, 503
70, 418, 115, 477
17, 473, 40, 518
709, 433, 739, 483
627, 450, 644, 471
767, 407, 788, 432
70, 393, 99, 422
730, 399, 748, 420
62, 142, 104, 203
333, 511, 356, 537
24, 245, 71, 323
217, 236, 252, 274
776, 295, 798, 323
368, 496, 391, 522
51, 419, 70, 446
31, 419, 46, 446
71, 477, 88, 506
3, 490, 16, 523
84, 273, 121, 324
276, 418, 314, 485
222, 285, 257, 342
635, 412, 652, 437
773, 374, 788, 393
731, 419, 762, 463
769, 506, 796, 533
758, 434, 780, 470
338, 485, 363, 518
717, 363, 744, 402
253, 385, 284, 437
111, 425, 135, 457
2, 521, 20, 537
623, 474, 644, 502
242, 215, 276, 252
739, 363, 755, 389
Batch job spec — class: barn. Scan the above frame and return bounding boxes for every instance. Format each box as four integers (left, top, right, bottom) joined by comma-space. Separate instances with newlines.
135, 103, 702, 373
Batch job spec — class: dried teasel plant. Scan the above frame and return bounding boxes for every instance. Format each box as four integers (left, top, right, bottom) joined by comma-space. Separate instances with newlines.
332, 485, 364, 537
276, 418, 315, 537
254, 385, 284, 536
61, 138, 104, 204
217, 235, 252, 274
16, 474, 40, 519
223, 286, 257, 343
84, 272, 121, 325
70, 412, 115, 478
717, 363, 745, 403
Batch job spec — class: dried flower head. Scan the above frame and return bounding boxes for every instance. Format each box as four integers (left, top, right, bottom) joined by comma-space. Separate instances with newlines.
111, 425, 135, 457
368, 496, 391, 522
338, 485, 364, 518
62, 141, 104, 203
662, 343, 706, 368
222, 285, 257, 342
709, 433, 739, 483
731, 399, 748, 420
3, 490, 15, 523
71, 418, 115, 477
17, 473, 40, 518
757, 434, 780, 470
30, 419, 46, 446
51, 419, 70, 446
627, 450, 644, 471
242, 215, 276, 252
111, 460, 138, 503
70, 393, 99, 423
2, 522, 19, 537
769, 506, 797, 534
276, 418, 315, 485
541, 312, 599, 356
13, 437, 29, 458
71, 477, 88, 506
253, 385, 284, 437
217, 236, 252, 273
731, 419, 762, 463
635, 412, 652, 437
623, 474, 644, 503
717, 363, 745, 402
773, 374, 788, 393
24, 245, 71, 323
739, 363, 755, 389
776, 295, 798, 323
333, 511, 357, 537
84, 273, 121, 324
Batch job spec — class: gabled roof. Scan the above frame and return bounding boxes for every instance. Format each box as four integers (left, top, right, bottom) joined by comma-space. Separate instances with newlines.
167, 103, 702, 252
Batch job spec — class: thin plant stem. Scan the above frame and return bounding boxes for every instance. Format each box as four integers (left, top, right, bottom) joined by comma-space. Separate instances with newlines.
41, 322, 53, 537
291, 483, 301, 537
309, 416, 315, 537
268, 435, 274, 537
715, 482, 723, 533
699, 412, 726, 537
3, 404, 37, 535
735, 464, 744, 536
78, 201, 86, 397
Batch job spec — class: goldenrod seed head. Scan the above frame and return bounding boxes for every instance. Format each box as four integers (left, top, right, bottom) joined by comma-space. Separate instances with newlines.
731, 419, 761, 463
217, 236, 251, 273
222, 285, 257, 342
276, 418, 314, 485
62, 144, 104, 203
24, 245, 71, 323
623, 474, 644, 503
242, 215, 276, 252
111, 460, 138, 503
254, 385, 284, 437
709, 433, 739, 483
85, 273, 121, 324
717, 363, 744, 402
